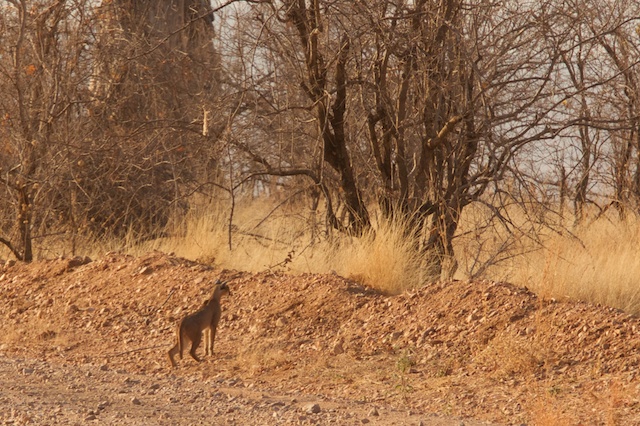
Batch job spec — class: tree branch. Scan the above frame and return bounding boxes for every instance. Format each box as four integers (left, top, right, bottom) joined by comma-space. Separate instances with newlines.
426, 115, 463, 149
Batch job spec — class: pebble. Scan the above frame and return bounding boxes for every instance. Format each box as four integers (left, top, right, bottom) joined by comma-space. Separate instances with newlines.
305, 403, 321, 414
331, 341, 345, 355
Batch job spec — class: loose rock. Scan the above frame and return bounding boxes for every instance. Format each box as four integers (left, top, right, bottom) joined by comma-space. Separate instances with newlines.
305, 403, 321, 414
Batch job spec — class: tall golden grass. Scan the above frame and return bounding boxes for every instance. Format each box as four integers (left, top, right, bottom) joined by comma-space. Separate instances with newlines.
134, 199, 425, 295
502, 218, 640, 314
456, 203, 640, 314
5, 196, 640, 313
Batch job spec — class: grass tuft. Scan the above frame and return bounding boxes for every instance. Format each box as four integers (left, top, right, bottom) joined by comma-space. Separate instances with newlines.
326, 217, 425, 294
504, 217, 640, 314
120, 201, 427, 295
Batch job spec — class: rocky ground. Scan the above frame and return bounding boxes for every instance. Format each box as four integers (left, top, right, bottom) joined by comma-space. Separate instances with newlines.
0, 251, 639, 425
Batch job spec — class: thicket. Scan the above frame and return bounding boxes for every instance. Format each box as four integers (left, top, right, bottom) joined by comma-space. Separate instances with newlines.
2, 0, 640, 310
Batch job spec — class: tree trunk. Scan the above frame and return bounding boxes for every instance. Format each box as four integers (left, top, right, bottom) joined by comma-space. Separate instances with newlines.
18, 186, 33, 262
574, 122, 591, 224
287, 2, 370, 234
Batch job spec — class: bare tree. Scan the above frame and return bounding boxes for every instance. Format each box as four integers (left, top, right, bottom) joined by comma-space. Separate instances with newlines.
227, 0, 574, 279
0, 0, 229, 260
80, 0, 225, 238
2, 0, 640, 276
525, 0, 640, 224
598, 24, 640, 217
0, 0, 95, 261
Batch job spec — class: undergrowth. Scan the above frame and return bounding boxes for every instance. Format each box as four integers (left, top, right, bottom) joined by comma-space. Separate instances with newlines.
4, 197, 640, 313
141, 200, 426, 295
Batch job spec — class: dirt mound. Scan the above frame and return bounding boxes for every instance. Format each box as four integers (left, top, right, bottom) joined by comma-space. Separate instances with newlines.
1, 251, 639, 424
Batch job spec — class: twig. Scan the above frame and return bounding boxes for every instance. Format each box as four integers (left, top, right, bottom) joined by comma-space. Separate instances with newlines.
158, 288, 177, 312
225, 272, 244, 282
111, 344, 168, 357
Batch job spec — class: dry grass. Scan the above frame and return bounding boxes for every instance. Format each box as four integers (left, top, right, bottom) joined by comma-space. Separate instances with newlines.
472, 332, 545, 380
141, 199, 317, 272
453, 202, 640, 315
5, 195, 640, 313
527, 379, 629, 425
528, 396, 579, 426
496, 217, 640, 315
114, 199, 426, 295
325, 217, 425, 294
0, 314, 68, 349
232, 343, 291, 376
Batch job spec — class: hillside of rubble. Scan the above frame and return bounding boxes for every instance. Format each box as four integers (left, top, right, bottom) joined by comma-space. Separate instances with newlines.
0, 251, 639, 425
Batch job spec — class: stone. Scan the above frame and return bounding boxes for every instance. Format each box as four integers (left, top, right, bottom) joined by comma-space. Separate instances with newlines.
331, 340, 345, 355
305, 403, 321, 414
